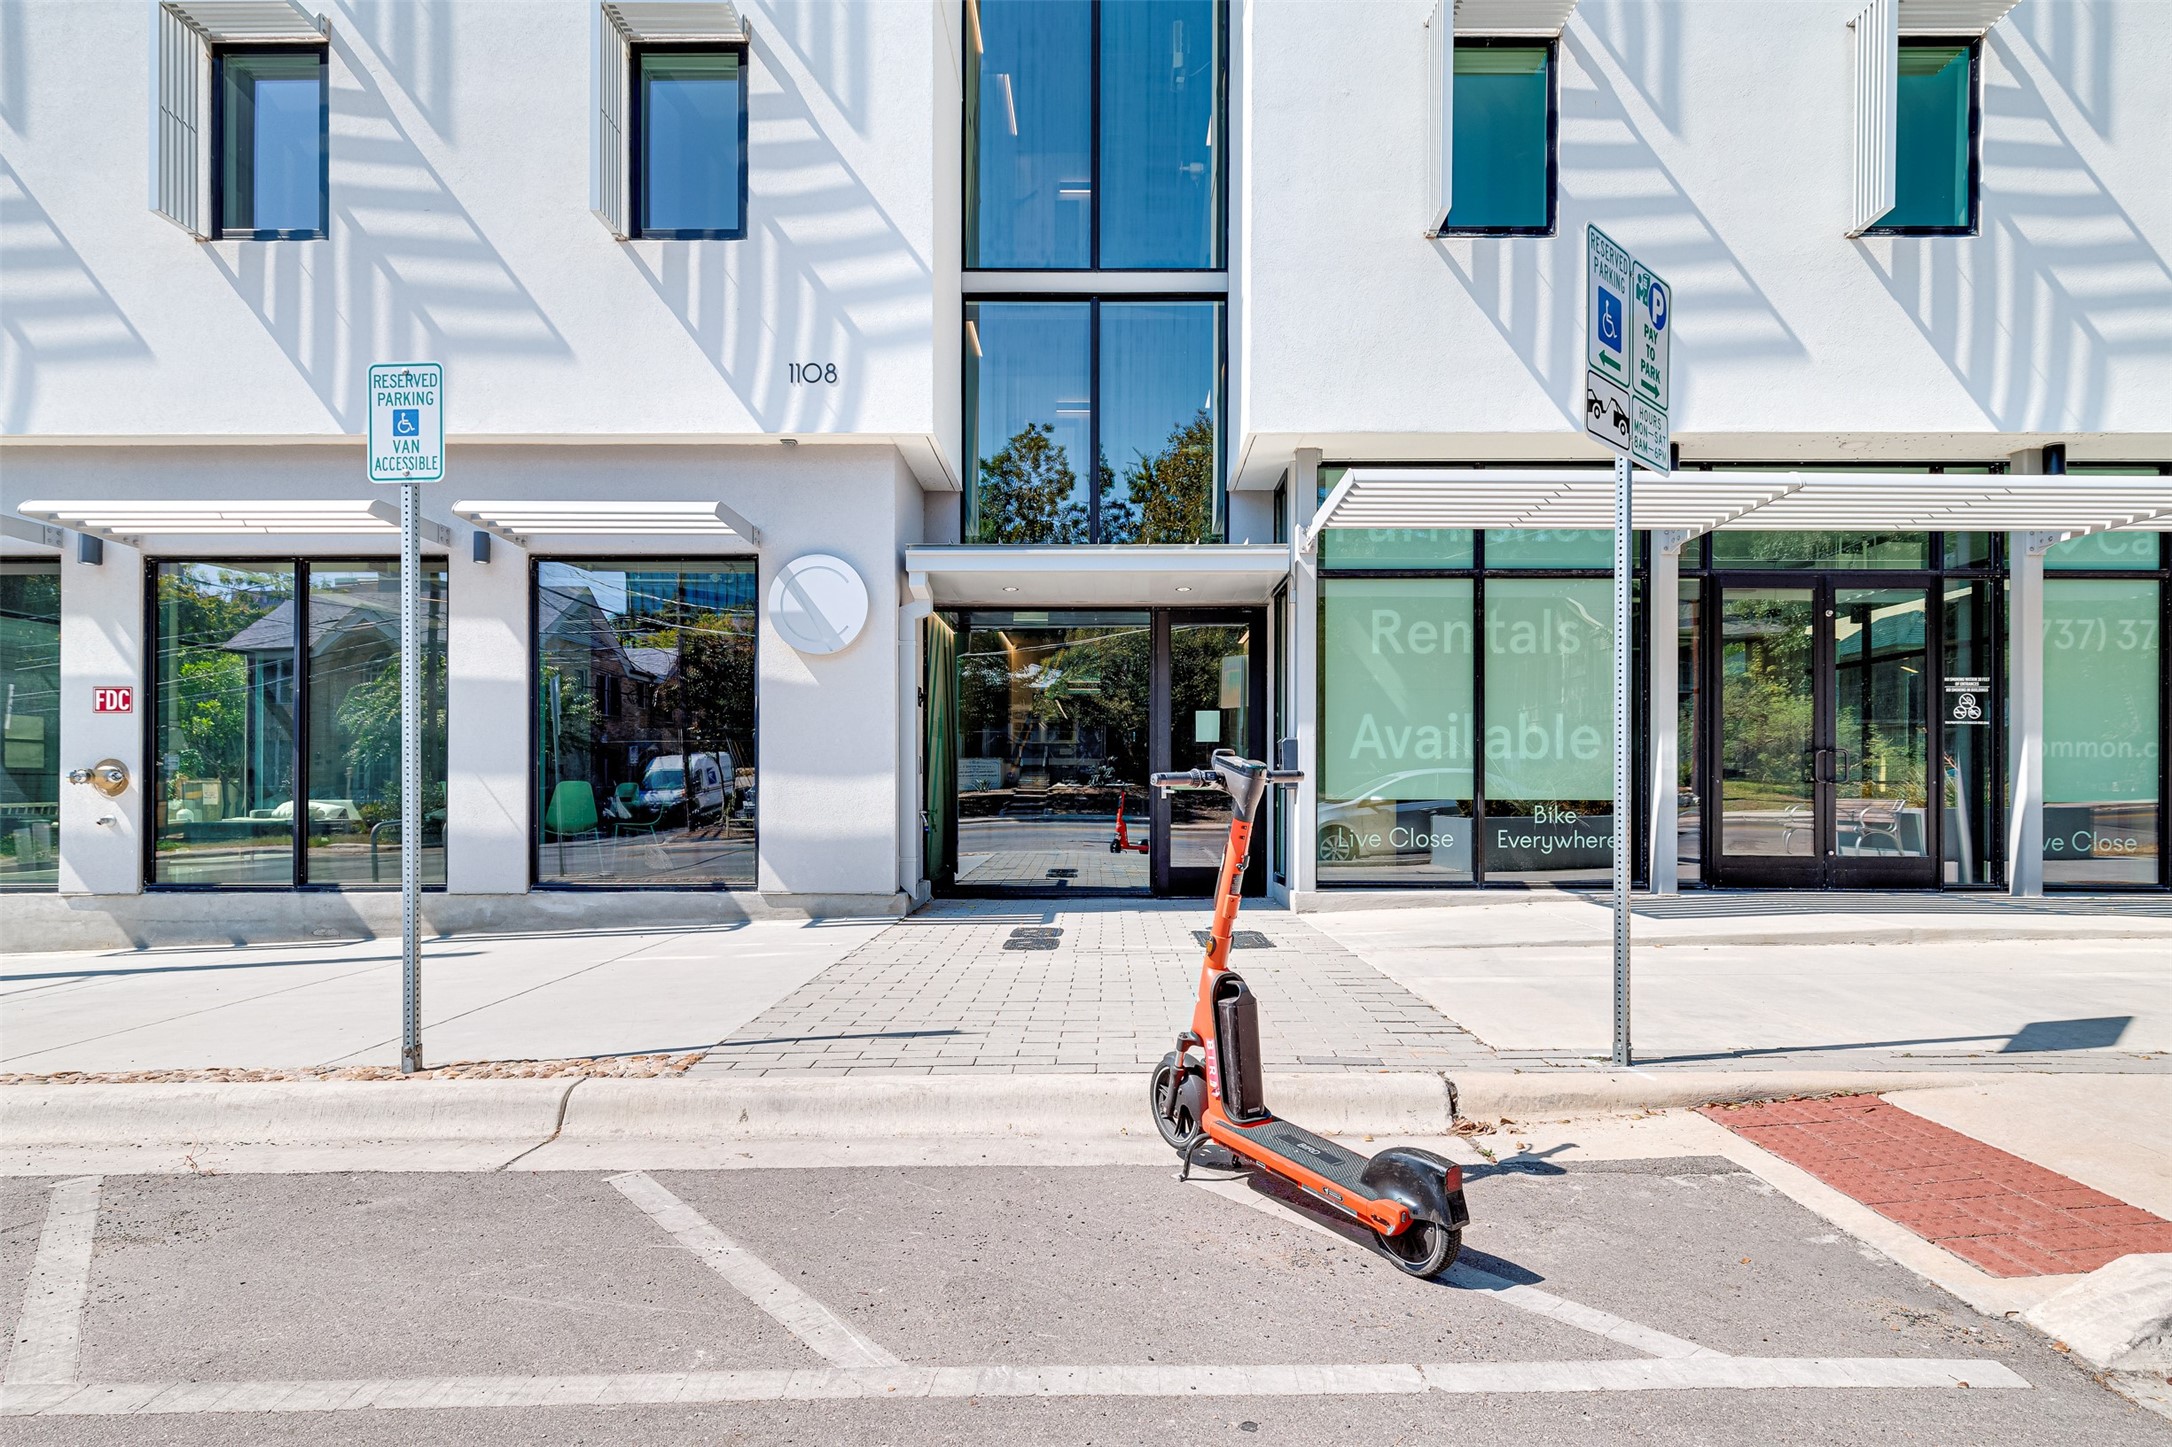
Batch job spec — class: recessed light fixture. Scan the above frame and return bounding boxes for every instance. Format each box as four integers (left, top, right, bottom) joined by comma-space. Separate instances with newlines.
780, 437, 799, 447
1175, 585, 1192, 593
1003, 585, 1019, 592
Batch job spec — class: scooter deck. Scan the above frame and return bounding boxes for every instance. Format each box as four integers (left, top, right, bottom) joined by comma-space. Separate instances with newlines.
1223, 1115, 1370, 1194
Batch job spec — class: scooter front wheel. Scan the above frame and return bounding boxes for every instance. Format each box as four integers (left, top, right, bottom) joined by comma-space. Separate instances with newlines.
1149, 1053, 1203, 1153
1375, 1221, 1461, 1279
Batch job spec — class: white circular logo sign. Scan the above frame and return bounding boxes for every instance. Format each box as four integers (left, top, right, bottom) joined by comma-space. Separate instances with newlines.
768, 554, 869, 656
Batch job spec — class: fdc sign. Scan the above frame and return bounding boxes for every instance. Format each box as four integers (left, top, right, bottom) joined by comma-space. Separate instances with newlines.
367, 363, 444, 483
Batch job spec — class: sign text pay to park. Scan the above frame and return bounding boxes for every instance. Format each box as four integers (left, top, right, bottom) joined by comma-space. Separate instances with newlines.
1584, 225, 1670, 474
367, 363, 444, 483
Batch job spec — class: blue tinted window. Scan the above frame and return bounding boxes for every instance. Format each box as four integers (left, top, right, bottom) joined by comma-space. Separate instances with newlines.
1099, 301, 1221, 541
966, 302, 1094, 542
637, 51, 746, 237
1443, 43, 1551, 234
1100, 0, 1221, 268
216, 50, 323, 237
1876, 43, 1973, 232
966, 0, 1092, 268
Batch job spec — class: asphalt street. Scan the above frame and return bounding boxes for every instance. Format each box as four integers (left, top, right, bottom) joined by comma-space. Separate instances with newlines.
3, 1149, 2161, 1446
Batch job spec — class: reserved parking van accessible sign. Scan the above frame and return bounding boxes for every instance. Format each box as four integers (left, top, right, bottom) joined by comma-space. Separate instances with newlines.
367, 362, 444, 483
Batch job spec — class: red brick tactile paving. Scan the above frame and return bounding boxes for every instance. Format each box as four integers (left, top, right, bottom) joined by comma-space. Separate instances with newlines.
1697, 1094, 2172, 1278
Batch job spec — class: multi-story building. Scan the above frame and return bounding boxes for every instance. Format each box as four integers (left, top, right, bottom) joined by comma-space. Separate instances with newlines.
3, 0, 2167, 947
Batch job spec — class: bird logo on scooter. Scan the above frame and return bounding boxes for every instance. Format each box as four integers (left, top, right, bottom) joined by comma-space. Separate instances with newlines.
1147, 747, 1470, 1277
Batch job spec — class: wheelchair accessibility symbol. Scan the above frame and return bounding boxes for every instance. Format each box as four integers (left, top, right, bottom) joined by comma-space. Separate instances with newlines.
392, 408, 420, 437
1597, 288, 1624, 352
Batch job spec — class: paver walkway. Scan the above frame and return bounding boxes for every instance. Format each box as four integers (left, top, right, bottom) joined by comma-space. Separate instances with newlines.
1699, 1094, 2172, 1276
691, 899, 1495, 1075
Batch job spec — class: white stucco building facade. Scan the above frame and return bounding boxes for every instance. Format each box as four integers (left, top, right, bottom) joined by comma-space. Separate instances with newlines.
3, 0, 2167, 947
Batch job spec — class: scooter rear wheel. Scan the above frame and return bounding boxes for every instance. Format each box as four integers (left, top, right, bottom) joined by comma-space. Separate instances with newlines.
1375, 1221, 1461, 1279
1150, 1053, 1203, 1153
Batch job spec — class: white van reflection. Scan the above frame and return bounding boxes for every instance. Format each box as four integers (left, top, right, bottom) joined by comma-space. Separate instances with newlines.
637, 752, 733, 824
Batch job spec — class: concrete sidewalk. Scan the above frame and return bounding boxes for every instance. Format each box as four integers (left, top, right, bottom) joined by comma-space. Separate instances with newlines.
3, 895, 2166, 1079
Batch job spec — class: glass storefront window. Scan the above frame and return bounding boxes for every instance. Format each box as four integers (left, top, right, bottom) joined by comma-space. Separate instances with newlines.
1485, 529, 1611, 569
152, 561, 448, 887
1317, 579, 1475, 883
1708, 532, 1930, 570
2047, 532, 2159, 571
0, 563, 61, 890
1676, 578, 1701, 883
154, 564, 298, 885
966, 300, 1222, 544
965, 0, 1092, 269
303, 564, 447, 886
2043, 579, 2161, 886
1942, 580, 1998, 885
1482, 578, 1615, 882
535, 561, 757, 888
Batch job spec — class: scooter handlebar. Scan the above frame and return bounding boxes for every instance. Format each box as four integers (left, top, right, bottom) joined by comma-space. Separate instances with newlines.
1149, 769, 1217, 791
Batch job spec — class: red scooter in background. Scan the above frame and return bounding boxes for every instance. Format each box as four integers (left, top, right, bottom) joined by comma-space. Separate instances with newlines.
1149, 748, 1468, 1277
1108, 790, 1150, 854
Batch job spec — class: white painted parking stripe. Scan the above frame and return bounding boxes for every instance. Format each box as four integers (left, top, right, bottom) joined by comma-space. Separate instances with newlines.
1190, 1175, 1724, 1359
605, 1171, 901, 1370
0, 1357, 2028, 1415
4, 1176, 102, 1385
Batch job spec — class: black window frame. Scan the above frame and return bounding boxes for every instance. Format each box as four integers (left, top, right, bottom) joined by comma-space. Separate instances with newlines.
143, 555, 447, 892
962, 0, 1230, 273
1864, 36, 1982, 239
1436, 36, 1559, 240
627, 41, 752, 242
961, 292, 1229, 546
208, 43, 330, 242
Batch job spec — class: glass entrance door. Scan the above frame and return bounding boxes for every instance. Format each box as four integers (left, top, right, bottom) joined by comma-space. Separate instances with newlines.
1156, 615, 1262, 894
1712, 580, 1936, 888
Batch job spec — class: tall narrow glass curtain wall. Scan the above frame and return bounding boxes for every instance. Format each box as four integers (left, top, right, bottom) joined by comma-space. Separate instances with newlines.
2042, 529, 2163, 886
214, 47, 326, 239
965, 0, 1223, 268
634, 47, 747, 238
0, 562, 61, 890
534, 561, 757, 887
1442, 40, 1555, 234
965, 300, 1223, 543
1872, 41, 1977, 233
151, 561, 447, 887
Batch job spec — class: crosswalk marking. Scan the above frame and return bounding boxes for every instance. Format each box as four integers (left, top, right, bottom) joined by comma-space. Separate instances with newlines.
4, 1176, 102, 1385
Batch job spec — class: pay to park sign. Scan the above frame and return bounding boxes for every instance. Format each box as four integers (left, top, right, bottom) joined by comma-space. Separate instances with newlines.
367, 362, 444, 483
1584, 226, 1671, 474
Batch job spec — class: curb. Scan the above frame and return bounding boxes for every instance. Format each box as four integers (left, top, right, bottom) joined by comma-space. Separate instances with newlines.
2024, 1253, 2172, 1370
0, 1070, 2033, 1151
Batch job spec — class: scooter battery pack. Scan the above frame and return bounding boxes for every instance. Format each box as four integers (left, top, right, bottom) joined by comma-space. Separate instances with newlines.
1214, 976, 1267, 1121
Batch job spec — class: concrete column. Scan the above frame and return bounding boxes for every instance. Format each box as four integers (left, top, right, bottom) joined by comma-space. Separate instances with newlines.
1647, 531, 1687, 893
1286, 448, 1322, 900
446, 527, 531, 895
56, 538, 144, 894
2006, 533, 2049, 897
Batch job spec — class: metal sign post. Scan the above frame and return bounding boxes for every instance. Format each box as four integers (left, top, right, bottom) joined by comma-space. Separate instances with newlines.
367, 363, 444, 1075
1585, 228, 1671, 1069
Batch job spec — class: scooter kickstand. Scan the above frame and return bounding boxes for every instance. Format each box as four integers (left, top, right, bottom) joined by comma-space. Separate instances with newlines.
1177, 1134, 1205, 1182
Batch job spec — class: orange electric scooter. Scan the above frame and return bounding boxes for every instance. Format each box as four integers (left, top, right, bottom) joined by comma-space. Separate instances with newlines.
1149, 747, 1469, 1278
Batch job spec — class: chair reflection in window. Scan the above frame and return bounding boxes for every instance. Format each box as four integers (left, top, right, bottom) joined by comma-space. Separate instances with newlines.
544, 781, 603, 875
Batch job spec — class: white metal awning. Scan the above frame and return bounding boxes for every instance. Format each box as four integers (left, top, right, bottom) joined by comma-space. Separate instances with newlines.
905, 544, 1289, 608
162, 1, 327, 44
1897, 0, 2021, 36
455, 501, 761, 548
1296, 469, 2172, 554
1454, 0, 1581, 37
17, 499, 452, 548
603, 2, 748, 42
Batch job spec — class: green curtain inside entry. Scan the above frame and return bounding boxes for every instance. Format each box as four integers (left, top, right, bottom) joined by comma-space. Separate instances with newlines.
924, 613, 958, 885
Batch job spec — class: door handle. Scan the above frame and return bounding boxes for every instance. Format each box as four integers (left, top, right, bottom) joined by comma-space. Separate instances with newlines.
1814, 748, 1837, 785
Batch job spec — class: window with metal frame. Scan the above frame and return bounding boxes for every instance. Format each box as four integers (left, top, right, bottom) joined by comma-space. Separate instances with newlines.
1865, 39, 1979, 235
1438, 39, 1556, 236
152, 0, 328, 240
595, 3, 750, 240
964, 0, 1226, 271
